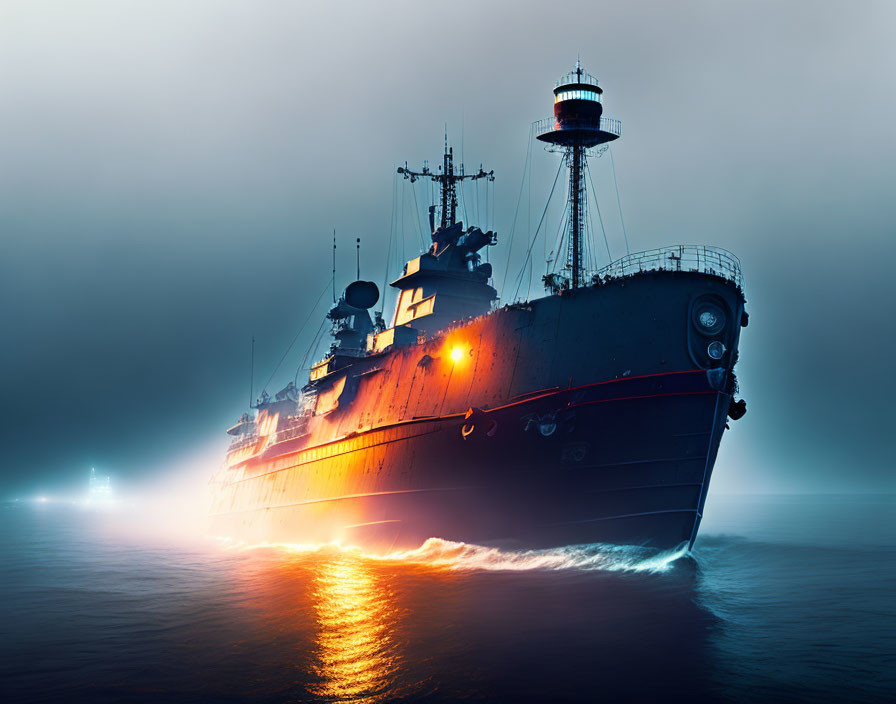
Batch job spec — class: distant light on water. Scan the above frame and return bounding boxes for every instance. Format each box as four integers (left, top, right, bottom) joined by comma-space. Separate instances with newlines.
87, 467, 114, 505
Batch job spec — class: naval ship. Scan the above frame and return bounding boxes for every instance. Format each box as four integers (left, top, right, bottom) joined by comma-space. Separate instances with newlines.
209, 64, 748, 552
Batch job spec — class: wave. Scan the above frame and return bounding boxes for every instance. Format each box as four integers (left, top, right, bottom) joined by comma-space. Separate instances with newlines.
221, 536, 689, 574
380, 538, 689, 573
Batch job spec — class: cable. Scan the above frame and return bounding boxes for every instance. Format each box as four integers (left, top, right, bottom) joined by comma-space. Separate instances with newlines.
586, 160, 612, 263
550, 201, 569, 274
295, 315, 331, 385
410, 179, 426, 250
398, 175, 406, 264
609, 147, 630, 255
475, 178, 480, 226
501, 124, 534, 295
264, 276, 333, 393
381, 171, 397, 317
512, 158, 564, 301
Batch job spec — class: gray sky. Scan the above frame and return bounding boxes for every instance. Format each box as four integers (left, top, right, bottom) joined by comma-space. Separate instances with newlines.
1, 0, 894, 497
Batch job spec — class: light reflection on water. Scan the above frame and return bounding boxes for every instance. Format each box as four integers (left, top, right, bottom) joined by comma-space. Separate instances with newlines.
309, 556, 402, 703
2, 496, 894, 703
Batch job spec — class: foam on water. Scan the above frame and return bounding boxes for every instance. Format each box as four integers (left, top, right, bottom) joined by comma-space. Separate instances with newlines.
221, 536, 689, 574
382, 538, 689, 573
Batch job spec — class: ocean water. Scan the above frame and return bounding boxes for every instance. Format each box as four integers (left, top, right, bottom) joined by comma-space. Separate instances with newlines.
1, 494, 893, 703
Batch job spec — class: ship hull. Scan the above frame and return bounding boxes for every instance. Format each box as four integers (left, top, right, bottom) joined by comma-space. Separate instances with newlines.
210, 270, 745, 553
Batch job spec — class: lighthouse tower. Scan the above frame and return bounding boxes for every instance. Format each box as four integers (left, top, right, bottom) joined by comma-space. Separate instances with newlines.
536, 61, 621, 289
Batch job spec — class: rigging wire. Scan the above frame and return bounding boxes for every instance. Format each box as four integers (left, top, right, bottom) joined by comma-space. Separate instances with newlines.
527, 246, 533, 295
586, 159, 613, 263
490, 178, 495, 233
295, 315, 331, 385
609, 147, 630, 255
264, 275, 334, 394
548, 201, 569, 275
410, 179, 427, 250
398, 174, 406, 264
527, 134, 532, 269
586, 202, 596, 274
512, 158, 564, 302
501, 124, 534, 295
475, 178, 480, 226
381, 171, 397, 317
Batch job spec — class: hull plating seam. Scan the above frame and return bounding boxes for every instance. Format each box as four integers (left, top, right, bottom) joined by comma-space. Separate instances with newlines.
487, 368, 705, 414
209, 486, 467, 518
233, 424, 450, 484
543, 508, 699, 527
585, 457, 705, 469
342, 519, 404, 529
580, 481, 703, 493
569, 390, 716, 410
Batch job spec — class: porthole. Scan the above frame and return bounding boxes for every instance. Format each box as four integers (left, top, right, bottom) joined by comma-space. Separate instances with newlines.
692, 302, 726, 336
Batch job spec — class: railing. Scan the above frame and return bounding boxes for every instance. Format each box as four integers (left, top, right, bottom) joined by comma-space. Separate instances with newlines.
228, 435, 257, 451
229, 413, 312, 450
533, 116, 622, 139
272, 419, 310, 445
556, 71, 600, 89
593, 245, 744, 291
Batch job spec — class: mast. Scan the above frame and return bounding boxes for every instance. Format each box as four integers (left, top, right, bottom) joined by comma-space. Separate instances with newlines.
536, 61, 621, 289
569, 142, 584, 288
398, 137, 494, 235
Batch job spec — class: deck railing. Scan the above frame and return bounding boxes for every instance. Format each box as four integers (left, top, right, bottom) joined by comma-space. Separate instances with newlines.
272, 419, 310, 445
228, 436, 257, 451
594, 245, 744, 290
533, 116, 622, 138
556, 71, 600, 89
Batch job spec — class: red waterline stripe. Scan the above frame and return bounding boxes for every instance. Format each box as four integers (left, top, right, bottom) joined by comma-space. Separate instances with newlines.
568, 390, 718, 410
490, 369, 706, 413
233, 369, 708, 471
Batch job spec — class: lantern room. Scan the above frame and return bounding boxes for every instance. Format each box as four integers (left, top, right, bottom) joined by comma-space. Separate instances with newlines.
553, 62, 604, 127
537, 60, 620, 150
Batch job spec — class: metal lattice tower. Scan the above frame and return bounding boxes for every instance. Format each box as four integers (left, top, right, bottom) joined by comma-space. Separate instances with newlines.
536, 61, 621, 288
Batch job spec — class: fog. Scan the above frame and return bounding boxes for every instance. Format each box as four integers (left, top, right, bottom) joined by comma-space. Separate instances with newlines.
1, 0, 894, 497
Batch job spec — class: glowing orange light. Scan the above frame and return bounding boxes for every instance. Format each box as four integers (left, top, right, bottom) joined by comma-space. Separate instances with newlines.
309, 557, 400, 702
450, 346, 464, 363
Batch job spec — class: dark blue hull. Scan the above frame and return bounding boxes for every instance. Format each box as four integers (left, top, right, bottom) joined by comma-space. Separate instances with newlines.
211, 369, 732, 552
210, 269, 746, 553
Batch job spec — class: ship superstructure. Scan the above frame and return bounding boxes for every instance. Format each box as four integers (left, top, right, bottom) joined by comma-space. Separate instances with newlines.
210, 64, 748, 553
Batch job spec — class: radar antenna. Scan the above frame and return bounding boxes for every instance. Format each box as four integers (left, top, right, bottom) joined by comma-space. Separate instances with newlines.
398, 135, 494, 234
